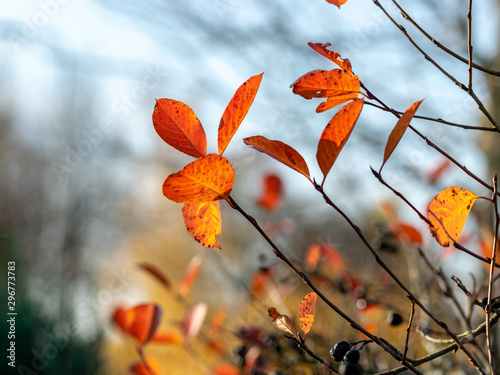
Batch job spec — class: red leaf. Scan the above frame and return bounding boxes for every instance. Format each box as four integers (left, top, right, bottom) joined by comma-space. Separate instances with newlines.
299, 292, 318, 335
212, 363, 241, 375
112, 305, 129, 333
257, 174, 283, 212
218, 73, 263, 155
321, 243, 345, 274
137, 263, 171, 291
389, 221, 423, 245
243, 136, 310, 179
250, 267, 273, 297
382, 100, 424, 168
304, 243, 322, 271
180, 255, 202, 298
182, 201, 222, 249
291, 69, 360, 113
150, 331, 182, 345
130, 357, 160, 375
326, 0, 349, 8
163, 154, 235, 203
308, 43, 352, 74
153, 99, 207, 158
126, 303, 163, 345
317, 99, 364, 184
181, 302, 207, 339
427, 159, 451, 184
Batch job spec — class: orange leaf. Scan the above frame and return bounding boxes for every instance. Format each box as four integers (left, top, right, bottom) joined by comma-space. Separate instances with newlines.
210, 308, 227, 338
268, 307, 299, 339
308, 43, 352, 74
130, 357, 160, 375
243, 136, 310, 179
428, 187, 479, 247
427, 159, 451, 184
382, 100, 423, 168
321, 243, 345, 274
181, 302, 207, 339
163, 154, 234, 203
112, 305, 129, 333
180, 255, 202, 297
126, 303, 163, 345
182, 201, 222, 249
150, 331, 182, 345
153, 99, 207, 158
218, 73, 263, 155
304, 243, 322, 271
257, 173, 283, 212
212, 363, 241, 375
250, 267, 273, 297
299, 292, 318, 335
390, 221, 423, 245
138, 263, 171, 290
317, 99, 364, 183
326, 0, 349, 8
291, 69, 360, 113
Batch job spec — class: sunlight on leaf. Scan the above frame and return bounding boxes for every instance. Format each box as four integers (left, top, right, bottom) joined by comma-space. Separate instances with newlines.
304, 243, 322, 271
126, 303, 163, 345
268, 307, 299, 339
218, 73, 263, 155
382, 99, 423, 168
153, 99, 207, 158
299, 292, 318, 335
317, 99, 364, 184
130, 357, 160, 375
182, 201, 222, 249
308, 42, 352, 74
243, 136, 310, 179
150, 331, 182, 345
181, 302, 207, 339
326, 0, 349, 8
163, 154, 235, 203
291, 69, 360, 112
212, 363, 241, 375
180, 255, 202, 297
256, 173, 283, 212
428, 186, 479, 247
389, 221, 423, 245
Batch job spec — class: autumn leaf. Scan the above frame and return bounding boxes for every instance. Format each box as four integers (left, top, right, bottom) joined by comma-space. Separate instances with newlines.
210, 308, 227, 338
268, 307, 299, 339
218, 73, 263, 155
126, 303, 163, 345
130, 357, 160, 375
182, 201, 222, 248
180, 255, 202, 297
381, 99, 424, 169
250, 267, 273, 297
321, 243, 345, 274
181, 302, 207, 339
299, 292, 318, 335
326, 0, 349, 8
427, 159, 451, 184
389, 221, 423, 245
291, 69, 360, 113
153, 99, 207, 158
112, 305, 129, 333
308, 42, 352, 74
150, 331, 182, 345
428, 187, 479, 247
304, 243, 322, 271
212, 363, 241, 375
256, 173, 283, 212
163, 154, 235, 203
137, 263, 171, 291
317, 99, 364, 184
243, 136, 310, 179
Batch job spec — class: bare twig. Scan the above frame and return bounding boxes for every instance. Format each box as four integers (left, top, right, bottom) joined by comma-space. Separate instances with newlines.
467, 0, 474, 92
403, 301, 415, 362
285, 335, 338, 373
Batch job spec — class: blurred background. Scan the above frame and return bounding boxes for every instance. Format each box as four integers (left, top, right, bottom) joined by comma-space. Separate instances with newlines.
1, 0, 499, 374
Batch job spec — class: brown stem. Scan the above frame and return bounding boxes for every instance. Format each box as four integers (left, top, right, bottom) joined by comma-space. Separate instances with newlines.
285, 335, 338, 373
403, 301, 415, 362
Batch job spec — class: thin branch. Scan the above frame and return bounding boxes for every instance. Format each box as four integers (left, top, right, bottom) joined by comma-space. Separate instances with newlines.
390, 0, 500, 77
372, 0, 499, 130
403, 301, 415, 362
467, 0, 474, 92
486, 174, 499, 372
451, 275, 483, 308
285, 335, 338, 373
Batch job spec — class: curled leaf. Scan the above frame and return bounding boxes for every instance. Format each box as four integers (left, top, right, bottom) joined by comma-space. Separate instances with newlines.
428, 187, 479, 247
218, 73, 263, 155
268, 307, 299, 339
182, 201, 222, 249
153, 99, 207, 158
299, 292, 318, 335
163, 154, 234, 203
126, 303, 163, 345
308, 42, 352, 74
137, 263, 171, 290
243, 136, 310, 179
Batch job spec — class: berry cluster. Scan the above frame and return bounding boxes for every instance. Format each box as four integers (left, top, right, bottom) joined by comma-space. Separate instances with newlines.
330, 341, 363, 374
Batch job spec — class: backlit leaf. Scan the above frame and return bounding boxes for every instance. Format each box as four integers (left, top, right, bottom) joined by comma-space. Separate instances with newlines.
317, 99, 364, 184
163, 154, 234, 203
150, 331, 182, 345
182, 201, 222, 249
243, 136, 310, 179
130, 357, 160, 375
382, 100, 423, 168
181, 302, 207, 339
250, 267, 273, 297
210, 308, 227, 338
256, 173, 283, 212
321, 243, 345, 274
138, 262, 171, 290
326, 0, 349, 8
428, 187, 479, 247
218, 73, 263, 155
112, 305, 129, 333
268, 307, 299, 339
212, 363, 241, 375
299, 292, 318, 335
153, 99, 207, 158
291, 69, 360, 113
308, 42, 352, 74
304, 243, 322, 271
126, 303, 163, 345
180, 255, 202, 297
390, 221, 423, 245
427, 159, 451, 184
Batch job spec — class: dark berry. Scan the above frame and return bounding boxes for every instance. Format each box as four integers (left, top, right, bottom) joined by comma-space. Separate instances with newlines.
386, 311, 403, 326
344, 349, 361, 364
330, 340, 351, 362
339, 362, 363, 375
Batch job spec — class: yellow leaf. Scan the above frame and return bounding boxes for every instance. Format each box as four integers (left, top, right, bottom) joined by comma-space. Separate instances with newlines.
428, 187, 479, 247
182, 201, 222, 249
299, 292, 318, 335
